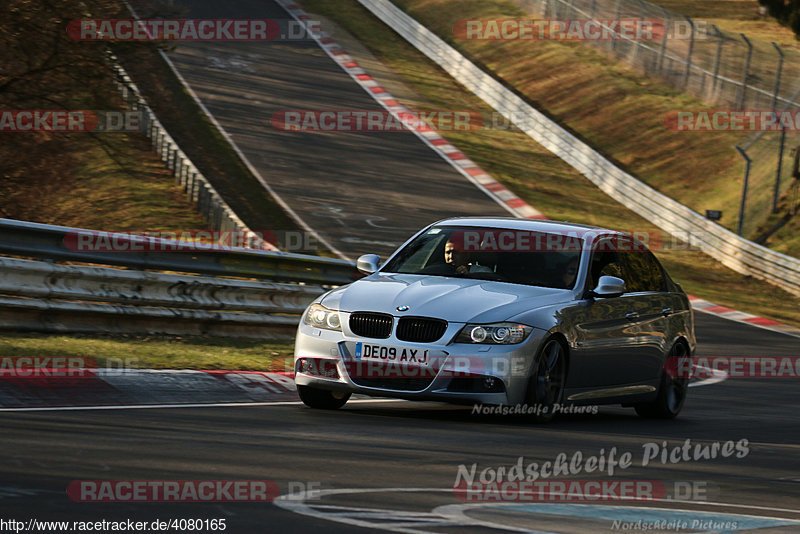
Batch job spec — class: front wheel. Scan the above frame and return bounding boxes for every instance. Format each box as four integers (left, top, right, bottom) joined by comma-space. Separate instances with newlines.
297, 385, 351, 410
524, 338, 567, 423
635, 342, 690, 419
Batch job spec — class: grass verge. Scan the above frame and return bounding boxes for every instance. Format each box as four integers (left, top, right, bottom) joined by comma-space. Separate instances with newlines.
648, 0, 800, 46
299, 0, 800, 327
0, 133, 208, 232
0, 333, 294, 371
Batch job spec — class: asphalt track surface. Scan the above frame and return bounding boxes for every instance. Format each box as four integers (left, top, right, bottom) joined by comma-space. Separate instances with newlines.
1, 0, 799, 532
159, 0, 511, 259
0, 314, 799, 533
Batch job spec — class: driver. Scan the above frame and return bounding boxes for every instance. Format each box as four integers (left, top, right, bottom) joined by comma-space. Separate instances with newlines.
444, 240, 492, 274
561, 257, 579, 288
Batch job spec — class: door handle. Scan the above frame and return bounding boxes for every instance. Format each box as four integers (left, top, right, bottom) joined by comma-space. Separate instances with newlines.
626, 312, 640, 321
661, 307, 673, 316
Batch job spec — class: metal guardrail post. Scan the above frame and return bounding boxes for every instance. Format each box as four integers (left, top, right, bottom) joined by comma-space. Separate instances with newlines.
736, 146, 752, 236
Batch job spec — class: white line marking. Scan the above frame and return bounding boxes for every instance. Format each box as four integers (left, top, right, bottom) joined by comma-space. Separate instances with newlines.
0, 398, 408, 413
688, 365, 729, 388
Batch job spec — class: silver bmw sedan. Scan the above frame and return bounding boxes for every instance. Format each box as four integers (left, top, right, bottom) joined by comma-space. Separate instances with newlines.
294, 217, 695, 422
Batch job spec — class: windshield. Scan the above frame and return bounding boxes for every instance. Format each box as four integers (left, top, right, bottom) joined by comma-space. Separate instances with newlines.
382, 226, 584, 289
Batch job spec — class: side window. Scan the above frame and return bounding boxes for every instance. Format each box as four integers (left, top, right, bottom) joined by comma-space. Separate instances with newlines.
588, 247, 623, 290
620, 249, 666, 292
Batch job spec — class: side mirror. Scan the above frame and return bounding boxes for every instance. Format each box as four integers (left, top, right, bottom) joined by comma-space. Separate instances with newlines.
356, 254, 380, 275
591, 276, 625, 298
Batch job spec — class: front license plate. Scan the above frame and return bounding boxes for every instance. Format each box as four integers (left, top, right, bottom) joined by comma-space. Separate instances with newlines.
355, 342, 429, 365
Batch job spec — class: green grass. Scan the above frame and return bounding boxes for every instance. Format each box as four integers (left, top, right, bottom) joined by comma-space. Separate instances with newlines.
0, 333, 294, 371
298, 0, 800, 327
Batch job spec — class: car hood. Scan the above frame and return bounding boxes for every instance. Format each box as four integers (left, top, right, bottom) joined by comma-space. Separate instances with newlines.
321, 273, 569, 324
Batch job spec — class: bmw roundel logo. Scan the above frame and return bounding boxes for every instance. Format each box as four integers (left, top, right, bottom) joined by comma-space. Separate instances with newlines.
396, 305, 410, 312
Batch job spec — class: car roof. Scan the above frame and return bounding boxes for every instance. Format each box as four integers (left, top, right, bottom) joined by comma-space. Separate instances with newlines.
431, 217, 624, 236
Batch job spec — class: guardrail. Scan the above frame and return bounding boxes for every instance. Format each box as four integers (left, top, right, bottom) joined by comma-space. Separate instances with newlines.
108, 56, 277, 252
0, 219, 359, 338
0, 219, 357, 285
357, 0, 800, 297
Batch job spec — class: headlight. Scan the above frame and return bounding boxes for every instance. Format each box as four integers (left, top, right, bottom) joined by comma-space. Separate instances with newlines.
454, 322, 532, 345
303, 304, 342, 331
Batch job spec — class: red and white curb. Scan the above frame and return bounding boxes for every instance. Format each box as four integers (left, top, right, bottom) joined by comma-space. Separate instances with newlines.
0, 370, 298, 409
688, 295, 800, 338
275, 1, 545, 220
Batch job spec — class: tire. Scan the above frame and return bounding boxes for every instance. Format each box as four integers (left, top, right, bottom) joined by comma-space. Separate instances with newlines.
297, 385, 351, 410
635, 341, 690, 419
523, 337, 567, 423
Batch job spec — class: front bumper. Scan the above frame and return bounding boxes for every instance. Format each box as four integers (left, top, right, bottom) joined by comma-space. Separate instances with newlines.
293, 319, 547, 406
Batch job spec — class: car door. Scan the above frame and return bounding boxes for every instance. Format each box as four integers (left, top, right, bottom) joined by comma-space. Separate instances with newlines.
568, 243, 642, 389
616, 245, 671, 384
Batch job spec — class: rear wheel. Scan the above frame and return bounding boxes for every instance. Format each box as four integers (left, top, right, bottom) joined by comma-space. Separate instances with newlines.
297, 385, 351, 410
635, 342, 690, 419
524, 338, 567, 423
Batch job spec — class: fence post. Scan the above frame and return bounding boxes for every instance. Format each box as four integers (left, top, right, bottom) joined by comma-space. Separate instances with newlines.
156, 131, 163, 158
710, 25, 724, 99
773, 128, 787, 213
631, 0, 647, 65
656, 7, 670, 73
738, 33, 753, 110
736, 146, 752, 236
682, 15, 695, 91
612, 0, 623, 55
771, 42, 784, 111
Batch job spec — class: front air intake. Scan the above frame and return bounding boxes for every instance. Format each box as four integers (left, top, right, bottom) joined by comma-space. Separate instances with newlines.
396, 317, 447, 343
349, 312, 393, 339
